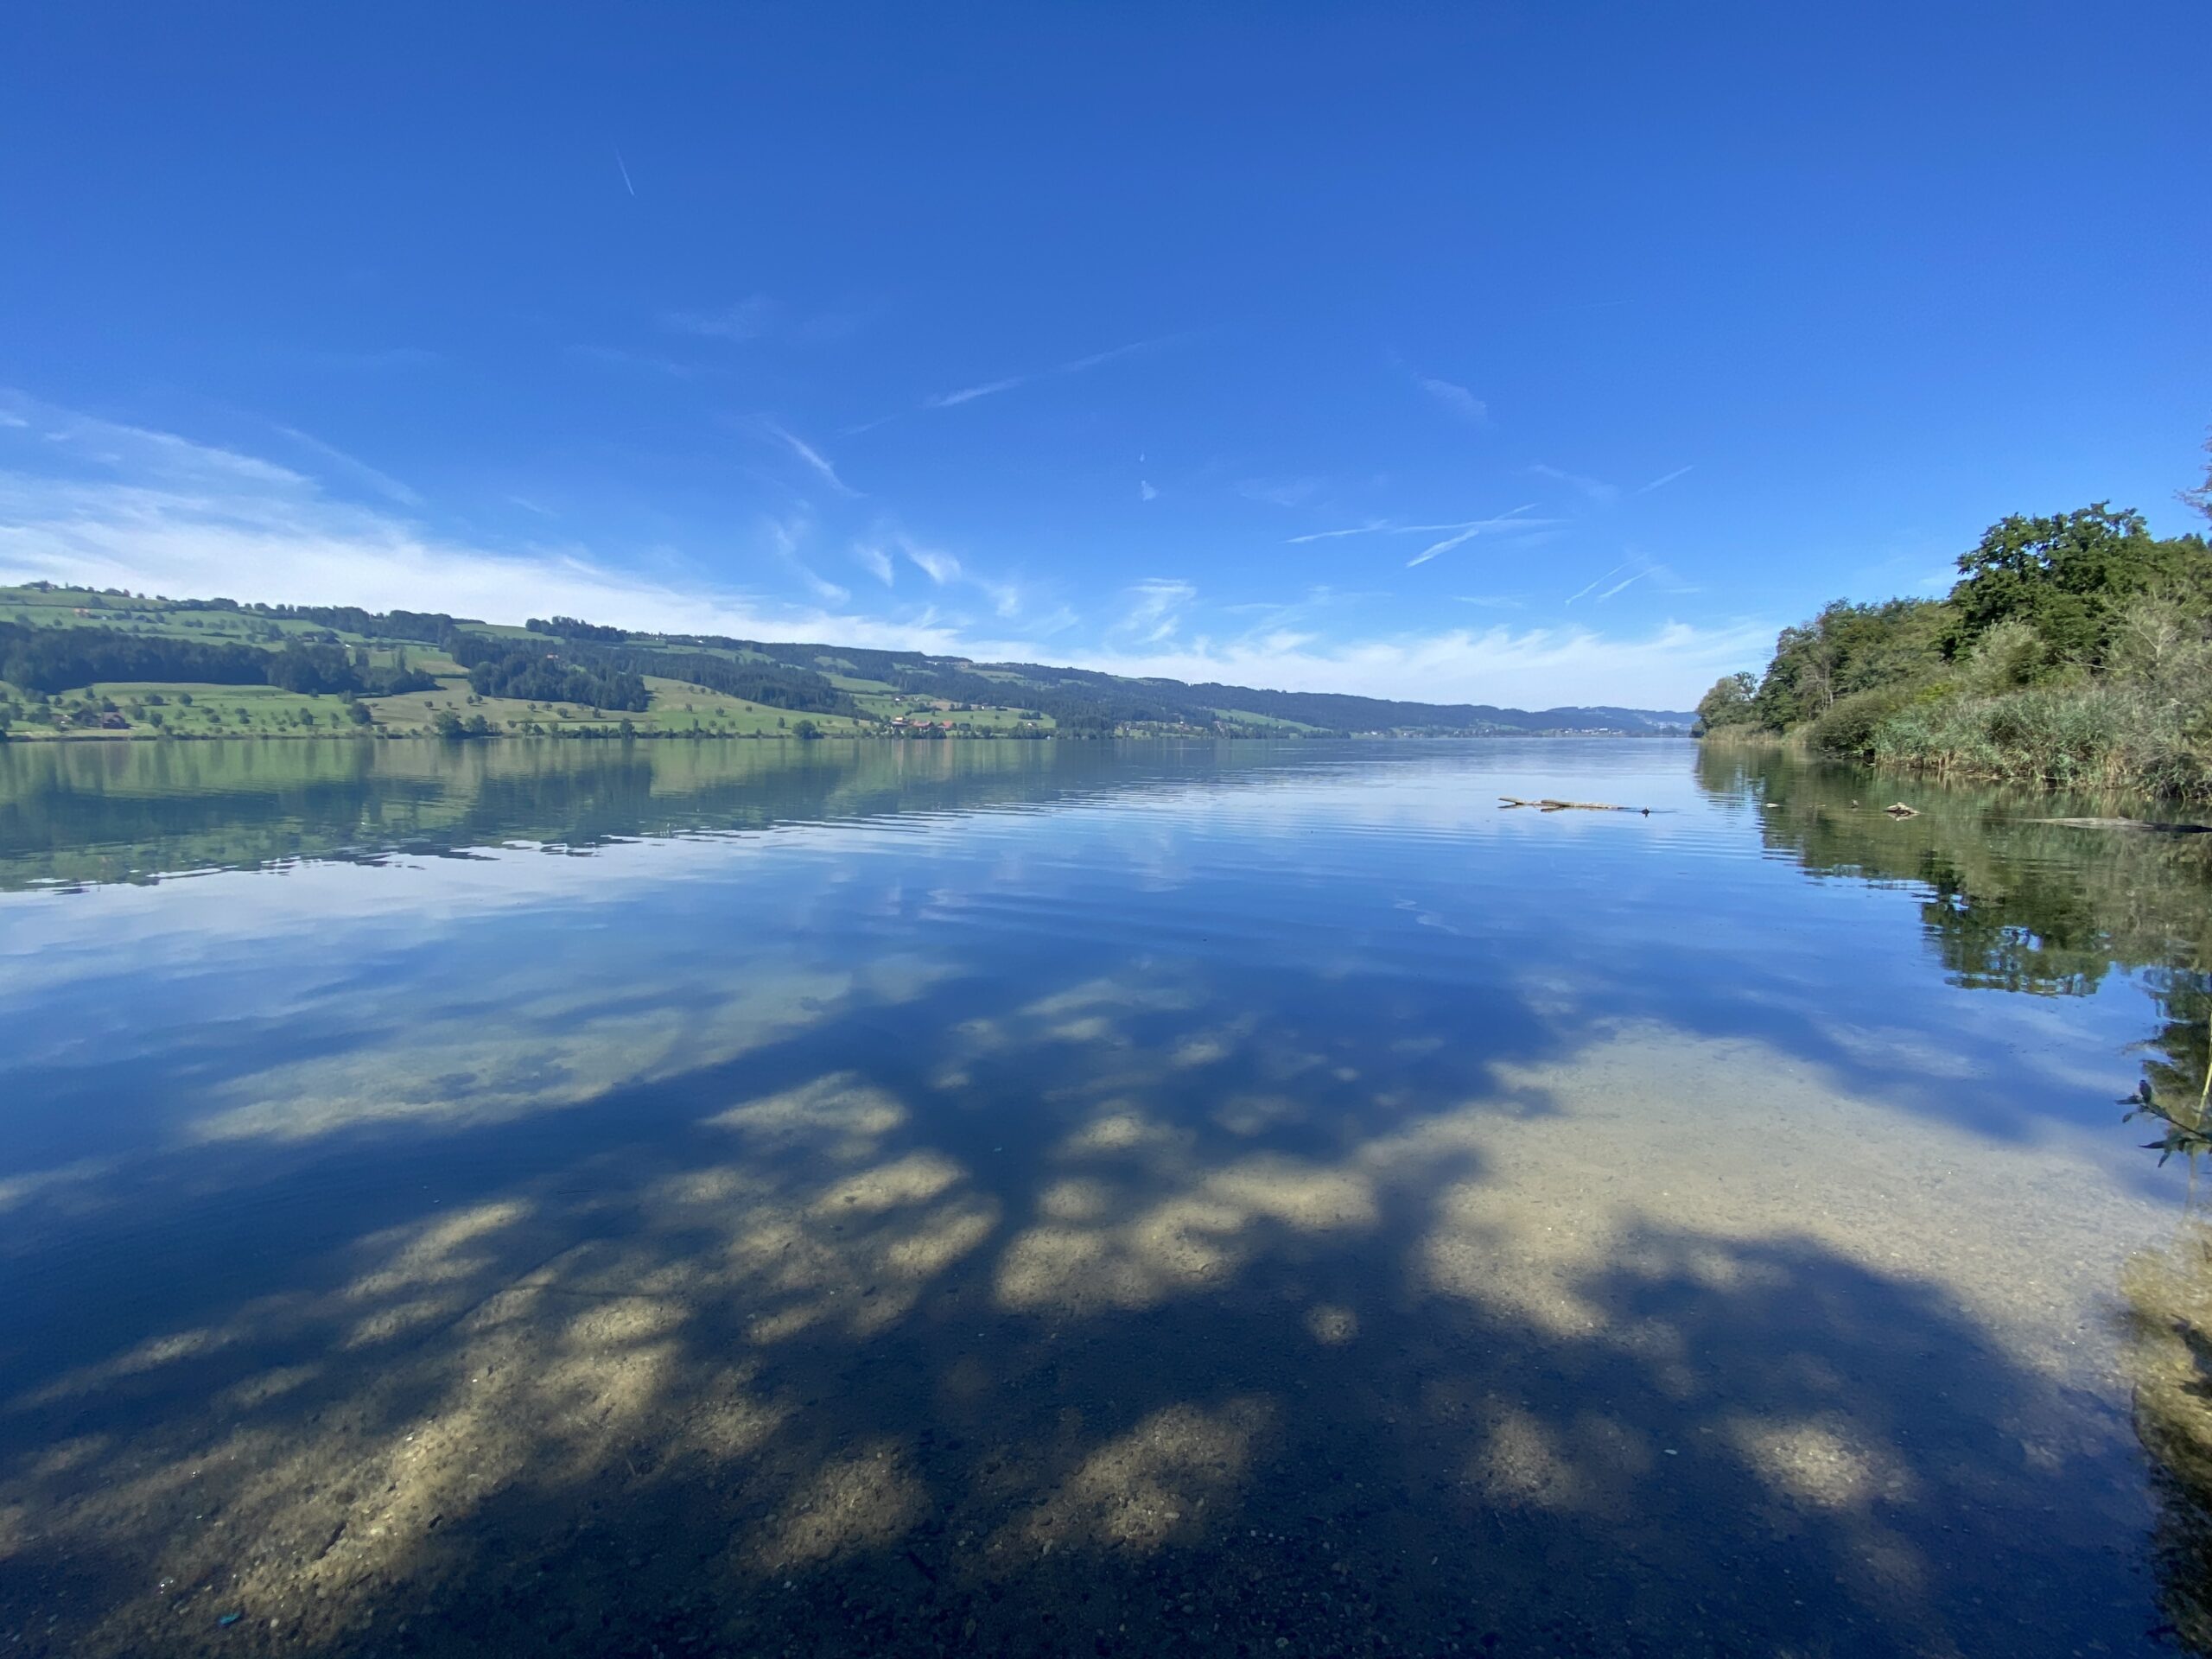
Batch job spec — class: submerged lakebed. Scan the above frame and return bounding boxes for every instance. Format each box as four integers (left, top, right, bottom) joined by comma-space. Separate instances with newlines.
3, 735, 2211, 1656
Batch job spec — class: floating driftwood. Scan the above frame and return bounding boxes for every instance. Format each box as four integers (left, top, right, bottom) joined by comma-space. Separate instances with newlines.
2029, 817, 2212, 835
1498, 796, 1649, 816
1883, 802, 1920, 818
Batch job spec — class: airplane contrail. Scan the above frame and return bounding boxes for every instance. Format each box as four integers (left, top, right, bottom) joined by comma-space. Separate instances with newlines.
1566, 556, 1637, 605
614, 147, 636, 197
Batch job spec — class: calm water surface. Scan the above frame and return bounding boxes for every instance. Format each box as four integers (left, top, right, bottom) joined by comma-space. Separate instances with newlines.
3, 736, 2211, 1657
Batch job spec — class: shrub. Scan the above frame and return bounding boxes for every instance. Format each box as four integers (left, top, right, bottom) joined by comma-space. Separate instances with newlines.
1803, 683, 1924, 760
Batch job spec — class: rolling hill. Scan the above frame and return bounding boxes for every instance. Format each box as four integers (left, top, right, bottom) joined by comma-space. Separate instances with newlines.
0, 583, 1694, 741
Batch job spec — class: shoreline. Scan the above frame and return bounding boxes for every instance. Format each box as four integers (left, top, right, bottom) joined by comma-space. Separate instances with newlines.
2, 728, 1694, 746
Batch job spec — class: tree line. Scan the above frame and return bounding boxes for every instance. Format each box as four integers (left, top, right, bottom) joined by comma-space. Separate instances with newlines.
526, 615, 629, 644
448, 638, 651, 711
0, 625, 435, 698
179, 600, 462, 645
1697, 466, 2212, 799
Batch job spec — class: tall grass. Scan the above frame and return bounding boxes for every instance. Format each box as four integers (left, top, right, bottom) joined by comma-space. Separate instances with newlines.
1867, 682, 2212, 800
1801, 594, 2212, 804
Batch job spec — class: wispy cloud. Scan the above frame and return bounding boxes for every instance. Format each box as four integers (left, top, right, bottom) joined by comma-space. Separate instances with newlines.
566, 345, 712, 379
0, 394, 1002, 653
1239, 476, 1328, 509
1529, 462, 1620, 505
762, 421, 858, 497
1064, 339, 1166, 374
0, 392, 1753, 709
2, 394, 303, 489
764, 515, 849, 606
1030, 604, 1081, 636
1565, 552, 1692, 606
1287, 511, 1552, 548
1215, 586, 1382, 647
899, 539, 961, 585
614, 147, 636, 197
1596, 569, 1649, 601
273, 426, 421, 507
665, 295, 776, 342
663, 296, 867, 348
1566, 557, 1634, 605
926, 375, 1028, 410
1067, 617, 1766, 711
884, 532, 1024, 618
1416, 373, 1489, 426
881, 334, 1180, 423
1406, 505, 1541, 568
1139, 480, 1158, 502
1452, 594, 1525, 609
1121, 577, 1197, 643
853, 542, 895, 585
1637, 464, 1694, 494
1285, 518, 1393, 544
1407, 524, 1485, 568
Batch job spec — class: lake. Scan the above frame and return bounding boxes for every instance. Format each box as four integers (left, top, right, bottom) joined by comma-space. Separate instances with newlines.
3, 735, 2209, 1657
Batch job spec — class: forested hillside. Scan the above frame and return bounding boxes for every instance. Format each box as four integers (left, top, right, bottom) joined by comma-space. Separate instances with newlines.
0, 584, 1691, 742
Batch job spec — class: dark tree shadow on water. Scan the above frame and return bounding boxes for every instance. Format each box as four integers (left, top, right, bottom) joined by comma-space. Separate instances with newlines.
0, 944, 2183, 1659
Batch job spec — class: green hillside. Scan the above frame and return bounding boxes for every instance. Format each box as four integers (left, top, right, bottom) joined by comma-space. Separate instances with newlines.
0, 583, 1692, 742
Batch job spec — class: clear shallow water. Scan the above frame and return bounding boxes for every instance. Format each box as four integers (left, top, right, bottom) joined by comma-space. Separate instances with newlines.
3, 736, 2210, 1656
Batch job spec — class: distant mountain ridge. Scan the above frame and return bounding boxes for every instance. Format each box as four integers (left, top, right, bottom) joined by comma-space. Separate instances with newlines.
730, 642, 1694, 734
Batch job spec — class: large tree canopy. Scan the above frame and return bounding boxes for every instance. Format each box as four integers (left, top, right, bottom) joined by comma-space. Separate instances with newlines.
1748, 598, 1952, 731
1946, 504, 2209, 666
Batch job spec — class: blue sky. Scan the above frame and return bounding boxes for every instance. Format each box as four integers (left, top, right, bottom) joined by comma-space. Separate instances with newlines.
1, 4, 2203, 709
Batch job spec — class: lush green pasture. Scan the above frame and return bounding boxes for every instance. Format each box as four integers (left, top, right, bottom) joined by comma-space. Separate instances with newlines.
1212, 705, 1322, 733
849, 690, 1052, 732
0, 681, 363, 739
363, 674, 875, 737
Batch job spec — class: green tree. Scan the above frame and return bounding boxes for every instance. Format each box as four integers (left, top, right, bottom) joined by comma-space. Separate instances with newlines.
1693, 672, 1758, 734
1947, 504, 2207, 666
1751, 598, 1950, 728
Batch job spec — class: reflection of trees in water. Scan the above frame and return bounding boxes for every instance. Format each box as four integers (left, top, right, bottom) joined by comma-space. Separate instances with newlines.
1695, 742, 2212, 1130
2132, 971, 2212, 1166
2127, 1225, 2212, 1655
1702, 747, 2212, 1649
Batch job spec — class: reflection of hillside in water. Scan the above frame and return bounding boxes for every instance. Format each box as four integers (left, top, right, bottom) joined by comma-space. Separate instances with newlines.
0, 738, 1334, 892
1696, 743, 2212, 1116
